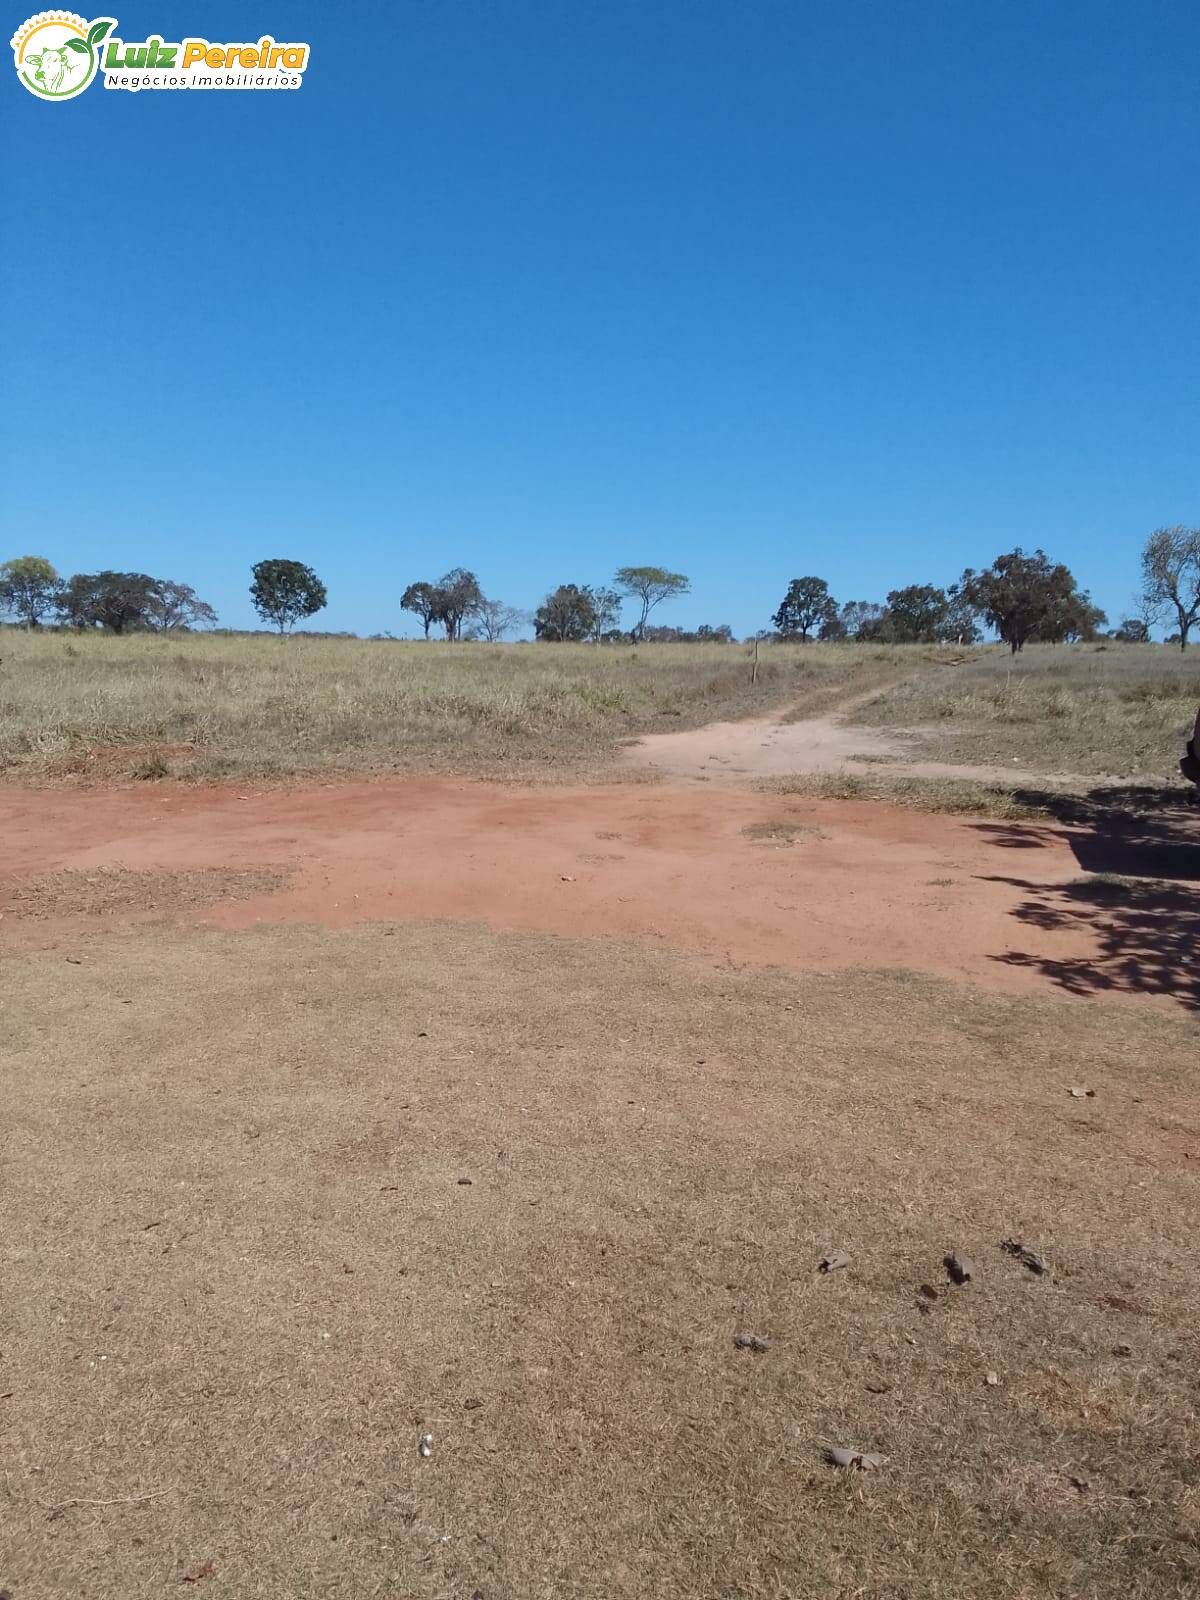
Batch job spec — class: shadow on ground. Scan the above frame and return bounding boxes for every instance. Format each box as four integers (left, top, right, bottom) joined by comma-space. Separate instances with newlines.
975, 785, 1200, 1010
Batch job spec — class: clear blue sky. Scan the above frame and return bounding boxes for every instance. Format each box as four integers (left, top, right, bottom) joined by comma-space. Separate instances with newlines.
2, 1, 1197, 637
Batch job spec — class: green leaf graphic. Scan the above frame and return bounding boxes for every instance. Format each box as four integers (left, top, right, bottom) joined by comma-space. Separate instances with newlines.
87, 19, 113, 47
65, 37, 89, 52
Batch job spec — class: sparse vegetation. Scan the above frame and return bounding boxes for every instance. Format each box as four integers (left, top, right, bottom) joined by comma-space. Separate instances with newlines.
4, 920, 1199, 1598
765, 770, 1052, 818
3, 633, 1195, 789
852, 644, 1200, 781
0, 629, 889, 783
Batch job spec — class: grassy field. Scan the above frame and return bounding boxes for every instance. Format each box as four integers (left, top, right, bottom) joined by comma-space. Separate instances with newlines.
2, 630, 1196, 793
0, 629, 910, 783
3, 919, 1199, 1599
853, 643, 1200, 782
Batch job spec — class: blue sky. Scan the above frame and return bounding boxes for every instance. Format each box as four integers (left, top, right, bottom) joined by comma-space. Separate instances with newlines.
2, 1, 1197, 637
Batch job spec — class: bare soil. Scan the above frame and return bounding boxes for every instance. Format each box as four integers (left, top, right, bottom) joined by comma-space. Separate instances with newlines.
623, 696, 1109, 790
2, 700, 1197, 1596
0, 775, 1139, 1003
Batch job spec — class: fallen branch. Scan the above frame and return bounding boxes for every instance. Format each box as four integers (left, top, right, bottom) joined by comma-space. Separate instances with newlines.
41, 1487, 174, 1521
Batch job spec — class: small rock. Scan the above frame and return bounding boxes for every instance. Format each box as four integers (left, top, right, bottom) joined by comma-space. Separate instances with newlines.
419, 1432, 434, 1458
560, 875, 576, 883
1002, 1238, 1048, 1275
827, 1447, 886, 1471
65, 956, 83, 965
985, 1371, 1000, 1386
733, 1333, 770, 1353
945, 1252, 976, 1285
819, 1253, 852, 1274
1112, 1343, 1133, 1358
1068, 1087, 1096, 1099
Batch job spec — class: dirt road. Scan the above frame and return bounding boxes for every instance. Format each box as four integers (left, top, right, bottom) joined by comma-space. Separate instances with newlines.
1, 775, 1106, 999
622, 691, 1102, 787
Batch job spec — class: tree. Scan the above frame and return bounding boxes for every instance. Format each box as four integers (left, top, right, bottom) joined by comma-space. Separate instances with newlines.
864, 582, 983, 646
434, 568, 483, 641
57, 571, 159, 633
1111, 617, 1150, 643
1141, 525, 1200, 652
884, 584, 949, 643
958, 549, 1085, 654
1031, 587, 1106, 643
836, 600, 888, 641
145, 580, 218, 631
0, 556, 61, 627
400, 580, 442, 639
614, 566, 690, 640
938, 584, 981, 645
250, 559, 327, 634
465, 599, 526, 642
772, 576, 836, 641
534, 584, 596, 642
587, 586, 623, 642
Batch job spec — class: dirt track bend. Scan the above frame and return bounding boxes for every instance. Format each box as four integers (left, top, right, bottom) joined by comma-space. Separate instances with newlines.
622, 684, 1103, 788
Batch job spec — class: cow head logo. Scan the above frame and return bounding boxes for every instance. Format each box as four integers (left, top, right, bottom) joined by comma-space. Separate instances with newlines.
11, 12, 114, 100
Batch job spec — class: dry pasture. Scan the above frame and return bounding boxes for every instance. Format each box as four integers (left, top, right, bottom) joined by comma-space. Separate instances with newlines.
3, 920, 1199, 1599
854, 643, 1200, 782
0, 630, 909, 785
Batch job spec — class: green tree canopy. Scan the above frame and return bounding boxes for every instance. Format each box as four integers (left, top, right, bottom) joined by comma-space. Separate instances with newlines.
400, 580, 442, 639
433, 568, 483, 641
883, 584, 949, 643
0, 555, 61, 626
57, 572, 157, 633
772, 576, 836, 641
55, 571, 217, 633
534, 583, 597, 642
250, 559, 328, 634
614, 566, 690, 640
958, 549, 1088, 654
1112, 617, 1150, 643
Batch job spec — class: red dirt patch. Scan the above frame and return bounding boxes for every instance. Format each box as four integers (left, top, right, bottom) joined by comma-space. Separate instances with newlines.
0, 777, 1121, 1001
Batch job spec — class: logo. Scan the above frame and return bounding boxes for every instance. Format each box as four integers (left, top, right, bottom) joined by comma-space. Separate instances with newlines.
10, 14, 310, 96
11, 11, 113, 99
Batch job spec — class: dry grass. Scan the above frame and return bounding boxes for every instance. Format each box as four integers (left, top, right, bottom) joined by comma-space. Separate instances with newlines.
0, 631, 907, 784
764, 770, 1056, 819
741, 818, 828, 844
853, 643, 1200, 780
3, 920, 1199, 1598
0, 864, 290, 921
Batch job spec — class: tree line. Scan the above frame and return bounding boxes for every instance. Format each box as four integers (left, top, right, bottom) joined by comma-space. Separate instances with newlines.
0, 559, 218, 633
769, 530, 1200, 652
400, 565, 694, 643
3, 527, 1198, 649
770, 553, 1107, 651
